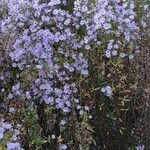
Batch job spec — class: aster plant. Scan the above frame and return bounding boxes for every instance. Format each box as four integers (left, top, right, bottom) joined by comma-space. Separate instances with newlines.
0, 0, 149, 149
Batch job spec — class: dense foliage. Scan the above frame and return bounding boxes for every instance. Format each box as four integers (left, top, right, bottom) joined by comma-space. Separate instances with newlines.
0, 0, 149, 149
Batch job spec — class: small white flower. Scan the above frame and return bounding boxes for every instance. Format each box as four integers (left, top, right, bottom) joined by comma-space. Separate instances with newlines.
84, 106, 89, 111
9, 107, 16, 113
51, 134, 56, 139
89, 115, 92, 119
1, 88, 5, 92
60, 120, 66, 126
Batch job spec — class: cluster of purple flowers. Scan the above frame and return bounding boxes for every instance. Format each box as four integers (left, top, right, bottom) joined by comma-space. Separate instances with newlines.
0, 119, 22, 149
101, 85, 113, 97
0, 0, 149, 149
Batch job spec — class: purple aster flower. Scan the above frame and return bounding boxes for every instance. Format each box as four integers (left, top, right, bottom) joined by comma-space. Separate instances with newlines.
105, 50, 111, 58
63, 107, 70, 113
7, 142, 21, 150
